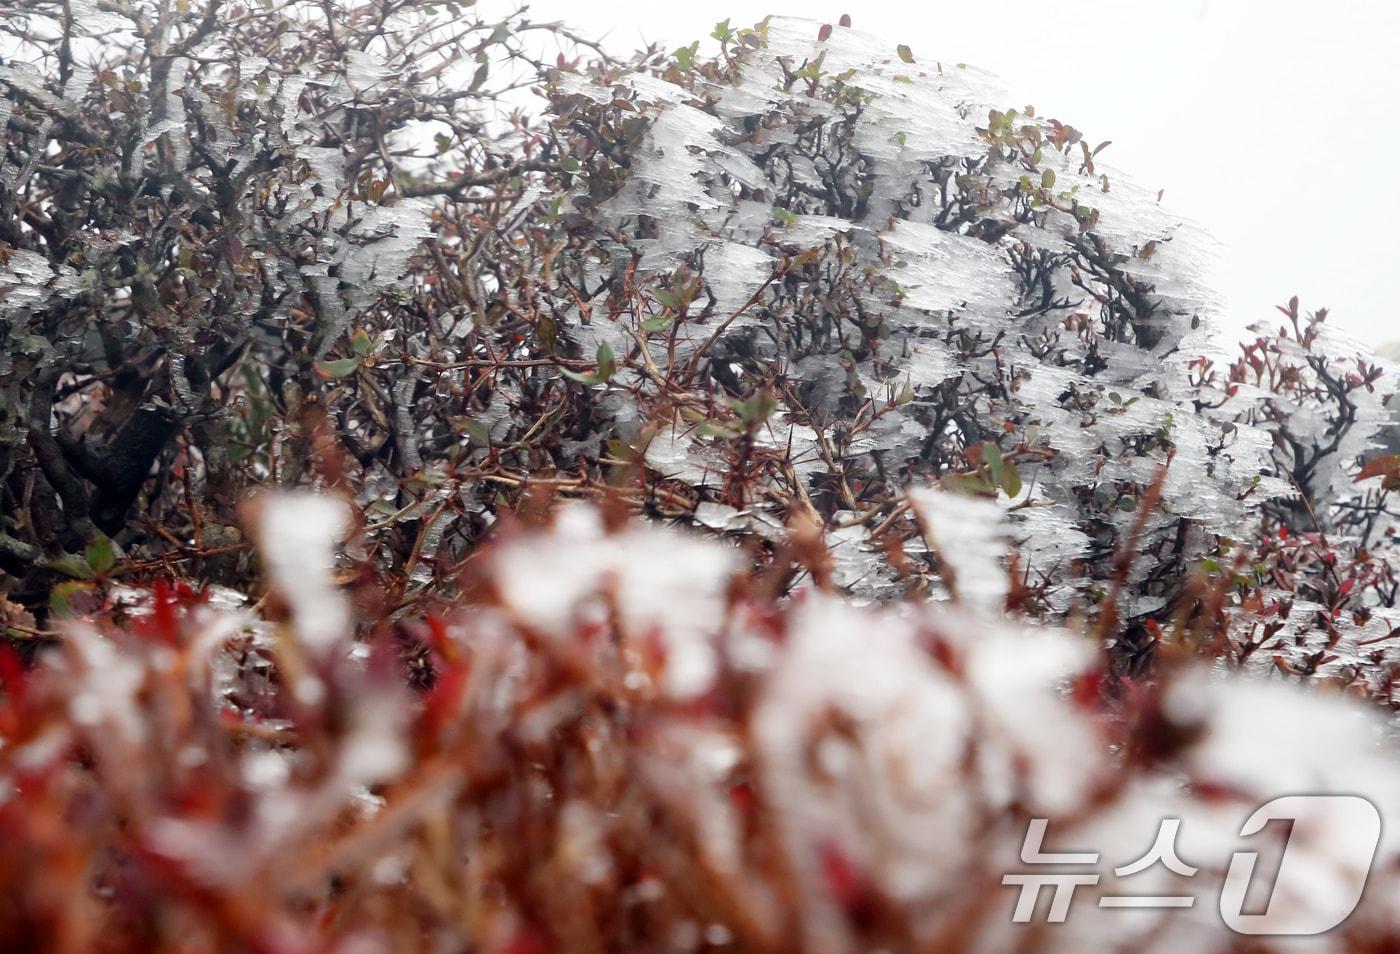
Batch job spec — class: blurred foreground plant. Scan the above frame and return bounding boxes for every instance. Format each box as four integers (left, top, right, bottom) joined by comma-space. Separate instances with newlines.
4, 491, 1400, 952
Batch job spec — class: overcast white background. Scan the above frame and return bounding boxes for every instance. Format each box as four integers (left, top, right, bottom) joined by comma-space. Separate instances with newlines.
493, 0, 1399, 349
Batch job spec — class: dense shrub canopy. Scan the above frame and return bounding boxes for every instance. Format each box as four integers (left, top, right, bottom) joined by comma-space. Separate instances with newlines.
3, 4, 1394, 652
540, 18, 1278, 614
0, 0, 560, 605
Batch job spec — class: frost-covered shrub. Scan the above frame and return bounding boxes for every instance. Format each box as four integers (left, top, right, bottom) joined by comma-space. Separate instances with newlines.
5, 6, 1400, 950
0, 0, 572, 607
5, 494, 1400, 952
511, 17, 1283, 619
1198, 299, 1400, 702
5, 4, 1394, 673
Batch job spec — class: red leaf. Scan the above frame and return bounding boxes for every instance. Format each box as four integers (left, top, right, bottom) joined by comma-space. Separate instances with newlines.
421, 660, 470, 735
820, 841, 875, 919
133, 578, 183, 647
1355, 455, 1400, 483
496, 927, 554, 954
425, 613, 454, 655
0, 644, 26, 711
821, 842, 860, 902
728, 781, 755, 813
1071, 667, 1106, 711
817, 23, 833, 42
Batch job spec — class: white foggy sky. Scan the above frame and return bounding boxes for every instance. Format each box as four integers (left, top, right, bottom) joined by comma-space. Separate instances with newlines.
496, 0, 1399, 348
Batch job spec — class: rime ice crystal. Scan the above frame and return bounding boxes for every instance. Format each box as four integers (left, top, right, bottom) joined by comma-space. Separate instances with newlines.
552, 16, 1278, 612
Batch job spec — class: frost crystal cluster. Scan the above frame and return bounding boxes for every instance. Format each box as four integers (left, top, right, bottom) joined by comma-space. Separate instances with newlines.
547, 18, 1280, 614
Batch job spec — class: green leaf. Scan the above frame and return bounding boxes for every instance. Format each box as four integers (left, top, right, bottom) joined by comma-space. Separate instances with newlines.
896, 44, 914, 63
1041, 168, 1055, 189
1002, 460, 1023, 499
560, 156, 581, 174
537, 316, 558, 353
468, 60, 489, 92
642, 312, 675, 332
50, 580, 96, 617
462, 417, 490, 447
672, 41, 700, 71
697, 420, 741, 439
316, 357, 361, 379
982, 442, 1005, 490
369, 499, 401, 517
47, 554, 94, 582
595, 342, 616, 380
944, 473, 994, 497
732, 389, 777, 428
351, 328, 374, 357
84, 536, 118, 576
